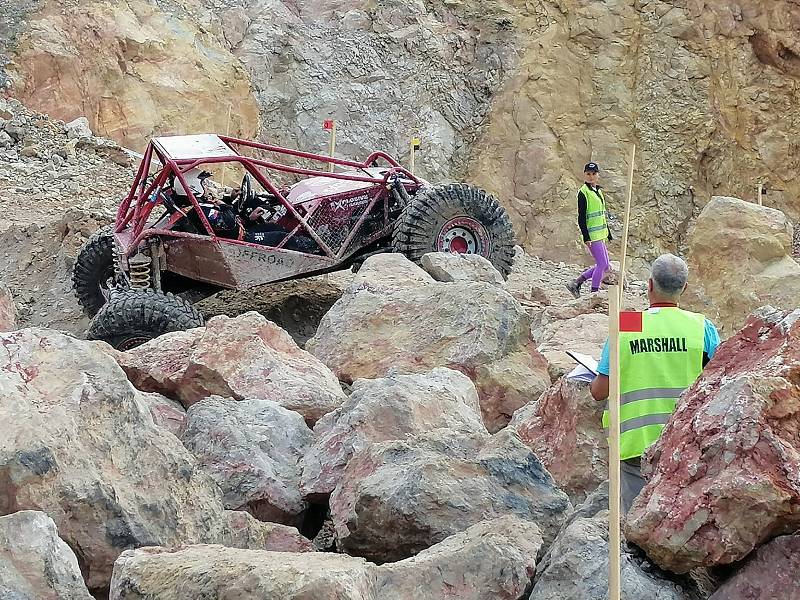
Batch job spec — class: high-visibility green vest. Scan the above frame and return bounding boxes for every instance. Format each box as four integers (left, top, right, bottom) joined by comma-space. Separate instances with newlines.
602, 307, 706, 460
581, 183, 609, 242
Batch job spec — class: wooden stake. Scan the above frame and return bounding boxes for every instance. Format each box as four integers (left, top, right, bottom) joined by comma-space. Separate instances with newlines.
757, 183, 763, 206
328, 122, 337, 173
608, 283, 622, 600
410, 136, 420, 175
618, 145, 635, 306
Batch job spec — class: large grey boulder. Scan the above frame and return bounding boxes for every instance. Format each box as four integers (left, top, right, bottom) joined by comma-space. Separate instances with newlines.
301, 367, 487, 499
330, 428, 570, 562
530, 511, 698, 600
0, 510, 92, 599
182, 396, 315, 524
374, 516, 543, 599
110, 516, 546, 600
308, 253, 551, 432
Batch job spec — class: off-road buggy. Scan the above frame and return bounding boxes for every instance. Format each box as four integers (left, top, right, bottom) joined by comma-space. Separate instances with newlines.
73, 134, 516, 349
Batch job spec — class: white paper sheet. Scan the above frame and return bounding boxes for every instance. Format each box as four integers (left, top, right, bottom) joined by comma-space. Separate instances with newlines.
566, 364, 596, 383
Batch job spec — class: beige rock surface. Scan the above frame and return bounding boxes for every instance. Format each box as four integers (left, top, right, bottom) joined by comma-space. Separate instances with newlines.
683, 196, 800, 336
420, 252, 505, 285
110, 546, 375, 600
468, 0, 800, 267
6, 0, 258, 150
111, 518, 545, 600
114, 311, 346, 423
300, 367, 487, 499
0, 510, 93, 600
3, 0, 800, 265
308, 253, 551, 432
0, 327, 311, 590
0, 283, 17, 331
535, 311, 609, 379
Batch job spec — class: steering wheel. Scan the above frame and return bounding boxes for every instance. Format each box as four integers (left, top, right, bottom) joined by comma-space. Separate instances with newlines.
240, 172, 256, 206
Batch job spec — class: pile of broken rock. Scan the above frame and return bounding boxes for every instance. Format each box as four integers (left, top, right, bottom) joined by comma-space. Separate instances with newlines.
1, 251, 798, 599
0, 98, 133, 333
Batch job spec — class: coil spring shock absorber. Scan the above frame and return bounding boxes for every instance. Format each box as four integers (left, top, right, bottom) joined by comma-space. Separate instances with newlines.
128, 254, 152, 289
112, 237, 124, 285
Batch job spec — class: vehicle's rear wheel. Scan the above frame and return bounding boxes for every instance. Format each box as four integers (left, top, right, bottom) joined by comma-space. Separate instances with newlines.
73, 224, 118, 317
87, 288, 204, 350
392, 183, 516, 278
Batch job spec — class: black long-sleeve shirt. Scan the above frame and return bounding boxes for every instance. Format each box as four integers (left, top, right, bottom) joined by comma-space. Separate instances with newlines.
577, 184, 611, 243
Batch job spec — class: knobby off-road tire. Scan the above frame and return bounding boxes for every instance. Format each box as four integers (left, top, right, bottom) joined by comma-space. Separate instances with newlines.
72, 224, 118, 317
392, 183, 516, 278
87, 288, 204, 350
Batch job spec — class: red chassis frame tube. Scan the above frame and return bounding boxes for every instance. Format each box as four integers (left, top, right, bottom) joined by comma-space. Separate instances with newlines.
117, 136, 421, 261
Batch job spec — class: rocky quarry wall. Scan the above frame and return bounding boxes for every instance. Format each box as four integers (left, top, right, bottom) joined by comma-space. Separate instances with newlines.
1, 0, 799, 270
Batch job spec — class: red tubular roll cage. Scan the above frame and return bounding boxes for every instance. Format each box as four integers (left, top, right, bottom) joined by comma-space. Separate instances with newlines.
115, 135, 422, 260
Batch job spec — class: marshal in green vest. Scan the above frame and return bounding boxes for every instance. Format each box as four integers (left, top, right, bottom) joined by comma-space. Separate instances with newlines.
580, 183, 609, 242
602, 307, 706, 460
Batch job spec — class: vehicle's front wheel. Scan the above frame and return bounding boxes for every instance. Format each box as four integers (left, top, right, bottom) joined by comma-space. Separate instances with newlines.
72, 224, 118, 317
87, 289, 204, 350
392, 183, 516, 278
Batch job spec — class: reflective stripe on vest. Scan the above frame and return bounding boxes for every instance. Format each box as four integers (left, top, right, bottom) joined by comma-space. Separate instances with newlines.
602, 307, 705, 460
581, 183, 609, 242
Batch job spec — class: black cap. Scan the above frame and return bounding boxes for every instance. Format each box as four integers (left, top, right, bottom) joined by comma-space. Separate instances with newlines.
584, 162, 599, 173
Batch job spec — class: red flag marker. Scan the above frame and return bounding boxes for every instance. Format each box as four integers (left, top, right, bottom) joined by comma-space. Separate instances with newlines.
323, 119, 334, 130
619, 311, 643, 332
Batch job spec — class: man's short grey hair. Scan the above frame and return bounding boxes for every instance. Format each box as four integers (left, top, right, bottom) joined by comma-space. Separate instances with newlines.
650, 254, 689, 299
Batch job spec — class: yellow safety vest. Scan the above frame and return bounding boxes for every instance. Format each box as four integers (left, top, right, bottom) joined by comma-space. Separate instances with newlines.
581, 183, 609, 242
603, 307, 706, 460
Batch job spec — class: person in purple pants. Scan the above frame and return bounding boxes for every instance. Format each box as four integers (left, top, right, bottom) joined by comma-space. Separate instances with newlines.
566, 162, 613, 298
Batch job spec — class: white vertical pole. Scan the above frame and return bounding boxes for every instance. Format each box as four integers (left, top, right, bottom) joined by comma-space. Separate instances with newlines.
618, 145, 635, 305
608, 284, 622, 600
758, 183, 763, 206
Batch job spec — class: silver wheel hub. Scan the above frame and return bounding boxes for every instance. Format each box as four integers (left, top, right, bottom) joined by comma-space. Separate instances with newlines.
442, 226, 478, 254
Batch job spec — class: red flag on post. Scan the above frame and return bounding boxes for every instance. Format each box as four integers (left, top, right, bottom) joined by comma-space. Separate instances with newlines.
323, 119, 335, 130
619, 311, 643, 332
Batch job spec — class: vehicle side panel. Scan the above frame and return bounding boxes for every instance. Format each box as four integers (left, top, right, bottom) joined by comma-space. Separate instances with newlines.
164, 237, 336, 289
162, 236, 236, 288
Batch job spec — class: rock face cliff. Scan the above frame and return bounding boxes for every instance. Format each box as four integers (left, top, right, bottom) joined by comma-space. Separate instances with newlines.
2, 0, 260, 148
2, 0, 799, 266
468, 0, 800, 267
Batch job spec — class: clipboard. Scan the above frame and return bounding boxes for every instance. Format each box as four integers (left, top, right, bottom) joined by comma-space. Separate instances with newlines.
566, 350, 599, 375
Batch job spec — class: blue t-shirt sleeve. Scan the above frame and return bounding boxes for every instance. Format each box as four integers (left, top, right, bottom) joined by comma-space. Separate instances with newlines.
704, 319, 720, 359
597, 339, 610, 375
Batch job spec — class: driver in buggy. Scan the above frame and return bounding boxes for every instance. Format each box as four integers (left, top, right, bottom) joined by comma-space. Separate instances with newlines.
166, 168, 317, 252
